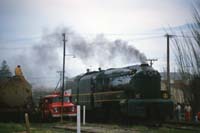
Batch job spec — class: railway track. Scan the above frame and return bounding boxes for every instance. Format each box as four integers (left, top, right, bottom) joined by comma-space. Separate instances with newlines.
161, 120, 200, 132
164, 120, 200, 127
28, 118, 200, 132
52, 120, 200, 133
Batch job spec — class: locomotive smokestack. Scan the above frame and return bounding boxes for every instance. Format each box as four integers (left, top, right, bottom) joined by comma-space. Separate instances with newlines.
86, 68, 90, 73
98, 67, 102, 71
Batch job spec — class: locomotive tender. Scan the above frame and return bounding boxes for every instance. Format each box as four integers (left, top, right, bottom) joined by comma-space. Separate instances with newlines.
66, 64, 173, 120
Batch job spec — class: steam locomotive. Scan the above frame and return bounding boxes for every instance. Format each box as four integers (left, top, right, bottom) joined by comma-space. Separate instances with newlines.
66, 64, 174, 121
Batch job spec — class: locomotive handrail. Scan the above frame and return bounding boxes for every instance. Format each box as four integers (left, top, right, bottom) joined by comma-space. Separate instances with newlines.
78, 99, 126, 103
72, 90, 124, 96
94, 90, 124, 95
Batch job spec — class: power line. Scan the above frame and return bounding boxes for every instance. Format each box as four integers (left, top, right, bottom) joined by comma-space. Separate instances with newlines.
27, 77, 58, 79
173, 35, 196, 38
0, 36, 41, 43
79, 32, 164, 36
127, 35, 163, 41
0, 33, 197, 50
0, 32, 196, 42
0, 47, 32, 50
0, 33, 163, 43
0, 35, 163, 49
0, 45, 60, 50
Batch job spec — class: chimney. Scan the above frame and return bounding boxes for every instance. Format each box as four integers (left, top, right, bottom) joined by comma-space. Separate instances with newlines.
98, 67, 102, 71
86, 68, 90, 73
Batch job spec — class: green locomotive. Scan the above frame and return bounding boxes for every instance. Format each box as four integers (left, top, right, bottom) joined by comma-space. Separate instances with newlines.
66, 64, 173, 121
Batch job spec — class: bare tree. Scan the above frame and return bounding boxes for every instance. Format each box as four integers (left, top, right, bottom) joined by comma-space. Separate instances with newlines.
172, 2, 200, 113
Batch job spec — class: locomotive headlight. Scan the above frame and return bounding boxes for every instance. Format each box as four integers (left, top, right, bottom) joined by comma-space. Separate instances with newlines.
163, 93, 169, 99
54, 107, 58, 112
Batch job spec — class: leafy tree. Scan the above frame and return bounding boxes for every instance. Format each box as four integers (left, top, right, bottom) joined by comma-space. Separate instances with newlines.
0, 60, 12, 78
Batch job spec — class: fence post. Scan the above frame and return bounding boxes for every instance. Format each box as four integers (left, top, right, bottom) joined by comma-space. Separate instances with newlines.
83, 105, 86, 125
77, 105, 81, 133
25, 113, 31, 133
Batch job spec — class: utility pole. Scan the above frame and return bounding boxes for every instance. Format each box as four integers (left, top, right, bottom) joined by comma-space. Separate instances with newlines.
61, 33, 67, 123
146, 59, 158, 67
165, 34, 173, 98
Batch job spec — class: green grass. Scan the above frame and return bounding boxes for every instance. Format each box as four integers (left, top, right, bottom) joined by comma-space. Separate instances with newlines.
0, 122, 68, 133
30, 122, 68, 133
30, 128, 67, 133
0, 122, 198, 133
0, 122, 25, 133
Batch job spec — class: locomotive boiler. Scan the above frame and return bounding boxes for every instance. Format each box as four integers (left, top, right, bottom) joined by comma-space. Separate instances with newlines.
66, 64, 174, 121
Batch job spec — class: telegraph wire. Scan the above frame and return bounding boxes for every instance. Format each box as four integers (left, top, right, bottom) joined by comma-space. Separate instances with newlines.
0, 35, 41, 43
127, 35, 163, 42
0, 33, 196, 42
0, 33, 163, 43
27, 76, 58, 79
173, 35, 196, 38
0, 33, 197, 50
0, 45, 61, 50
79, 32, 164, 36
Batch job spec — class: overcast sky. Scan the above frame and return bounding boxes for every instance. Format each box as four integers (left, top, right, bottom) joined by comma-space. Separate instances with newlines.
0, 0, 193, 36
0, 0, 196, 88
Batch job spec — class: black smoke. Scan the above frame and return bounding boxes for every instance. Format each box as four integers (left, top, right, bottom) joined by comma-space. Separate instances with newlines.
0, 26, 147, 88
67, 33, 147, 66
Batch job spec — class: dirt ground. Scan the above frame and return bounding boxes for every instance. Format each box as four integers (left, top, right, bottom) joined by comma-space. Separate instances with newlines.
0, 121, 198, 133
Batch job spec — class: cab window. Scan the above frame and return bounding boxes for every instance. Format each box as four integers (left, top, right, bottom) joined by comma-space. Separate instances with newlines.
64, 96, 70, 102
52, 97, 60, 102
